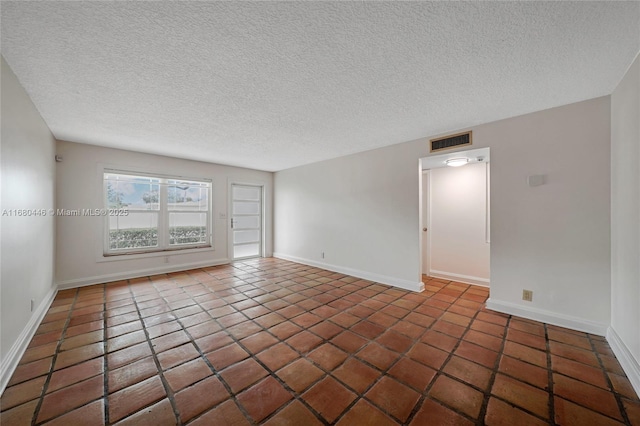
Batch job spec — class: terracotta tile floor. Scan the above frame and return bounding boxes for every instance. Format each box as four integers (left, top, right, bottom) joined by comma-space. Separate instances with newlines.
1, 258, 639, 425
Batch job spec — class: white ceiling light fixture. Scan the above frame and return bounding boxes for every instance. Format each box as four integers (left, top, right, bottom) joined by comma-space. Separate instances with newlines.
445, 158, 469, 167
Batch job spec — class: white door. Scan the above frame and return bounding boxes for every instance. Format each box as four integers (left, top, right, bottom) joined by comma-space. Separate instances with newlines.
231, 184, 262, 260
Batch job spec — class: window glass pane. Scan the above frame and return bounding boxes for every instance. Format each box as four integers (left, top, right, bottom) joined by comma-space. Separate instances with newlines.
105, 174, 160, 210
233, 230, 260, 244
108, 213, 158, 249
233, 186, 261, 201
233, 201, 260, 215
104, 172, 211, 254
233, 215, 260, 229
234, 243, 260, 258
168, 180, 209, 211
169, 212, 207, 245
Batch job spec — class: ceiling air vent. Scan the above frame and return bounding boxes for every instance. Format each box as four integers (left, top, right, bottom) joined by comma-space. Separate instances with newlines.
430, 131, 472, 152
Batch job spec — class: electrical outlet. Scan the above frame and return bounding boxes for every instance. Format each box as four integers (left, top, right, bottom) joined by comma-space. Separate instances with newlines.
522, 289, 533, 302
321, 252, 325, 259
30, 299, 34, 312
164, 256, 169, 264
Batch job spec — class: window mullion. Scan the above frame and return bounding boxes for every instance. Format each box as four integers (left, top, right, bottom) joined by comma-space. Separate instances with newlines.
160, 180, 169, 249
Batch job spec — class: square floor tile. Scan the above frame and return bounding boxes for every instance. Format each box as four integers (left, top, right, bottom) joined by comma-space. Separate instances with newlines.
553, 373, 623, 421
491, 373, 549, 419
108, 376, 166, 423
308, 343, 348, 371
240, 331, 279, 353
332, 358, 381, 393
277, 358, 325, 393
206, 343, 250, 371
407, 342, 448, 370
219, 358, 269, 393
237, 377, 293, 422
309, 321, 343, 340
174, 376, 230, 422
164, 358, 213, 392
336, 399, 397, 426
356, 343, 400, 371
366, 376, 420, 422
485, 397, 548, 426
331, 330, 368, 353
36, 376, 103, 423
410, 398, 473, 426
263, 400, 323, 426
302, 377, 357, 423
554, 396, 623, 426
429, 375, 484, 419
388, 357, 437, 391
286, 331, 323, 354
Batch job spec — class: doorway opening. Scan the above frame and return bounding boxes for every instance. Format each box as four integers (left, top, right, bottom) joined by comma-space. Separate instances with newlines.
420, 147, 490, 287
230, 183, 264, 260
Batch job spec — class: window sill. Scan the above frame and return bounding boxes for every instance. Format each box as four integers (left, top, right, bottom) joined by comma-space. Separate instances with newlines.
97, 245, 215, 263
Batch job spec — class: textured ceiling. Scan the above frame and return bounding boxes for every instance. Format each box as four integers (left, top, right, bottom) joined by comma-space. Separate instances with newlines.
1, 2, 639, 172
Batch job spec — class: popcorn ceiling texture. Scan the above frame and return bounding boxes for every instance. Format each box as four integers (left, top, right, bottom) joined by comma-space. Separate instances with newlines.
1, 1, 638, 171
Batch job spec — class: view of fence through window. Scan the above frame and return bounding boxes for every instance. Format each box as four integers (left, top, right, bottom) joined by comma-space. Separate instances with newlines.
104, 172, 211, 253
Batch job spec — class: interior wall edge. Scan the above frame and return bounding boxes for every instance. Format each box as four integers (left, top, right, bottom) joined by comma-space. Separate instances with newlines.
273, 252, 425, 293
427, 270, 490, 288
607, 326, 640, 398
55, 258, 231, 290
0, 286, 57, 396
486, 298, 608, 336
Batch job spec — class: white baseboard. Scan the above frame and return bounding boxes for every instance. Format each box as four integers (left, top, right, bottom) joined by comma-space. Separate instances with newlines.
486, 298, 608, 336
0, 286, 57, 395
428, 269, 490, 287
607, 327, 640, 398
56, 258, 230, 289
273, 252, 424, 292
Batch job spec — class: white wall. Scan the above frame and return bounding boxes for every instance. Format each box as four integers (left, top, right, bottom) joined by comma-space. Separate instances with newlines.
485, 98, 611, 334
274, 141, 424, 291
427, 162, 490, 285
1, 56, 57, 392
275, 96, 611, 333
55, 141, 273, 287
609, 53, 640, 395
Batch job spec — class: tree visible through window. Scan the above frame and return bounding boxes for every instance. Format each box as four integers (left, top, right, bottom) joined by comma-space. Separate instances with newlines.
104, 171, 211, 254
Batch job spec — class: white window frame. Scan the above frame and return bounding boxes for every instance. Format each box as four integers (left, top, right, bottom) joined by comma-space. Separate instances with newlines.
103, 169, 213, 256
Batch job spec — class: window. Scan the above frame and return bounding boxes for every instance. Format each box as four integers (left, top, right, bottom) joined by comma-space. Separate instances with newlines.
104, 171, 211, 255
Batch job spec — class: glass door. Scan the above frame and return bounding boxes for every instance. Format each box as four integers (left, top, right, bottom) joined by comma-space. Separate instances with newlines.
231, 184, 262, 259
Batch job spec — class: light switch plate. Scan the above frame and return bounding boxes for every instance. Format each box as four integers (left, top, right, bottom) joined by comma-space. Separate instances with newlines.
527, 175, 545, 187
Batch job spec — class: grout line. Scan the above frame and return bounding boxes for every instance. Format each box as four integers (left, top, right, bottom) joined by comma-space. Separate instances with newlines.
589, 333, 632, 425
160, 262, 325, 424
31, 288, 80, 425
125, 277, 182, 426
544, 323, 556, 424
476, 314, 510, 426
227, 261, 337, 425
157, 273, 260, 425
102, 283, 110, 425
404, 281, 486, 425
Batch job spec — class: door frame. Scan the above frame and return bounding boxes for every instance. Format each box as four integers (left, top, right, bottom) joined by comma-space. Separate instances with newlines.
228, 180, 266, 261
421, 170, 431, 276
419, 147, 491, 281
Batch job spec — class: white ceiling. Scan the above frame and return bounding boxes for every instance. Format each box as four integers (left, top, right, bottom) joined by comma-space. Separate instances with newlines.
1, 2, 638, 172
